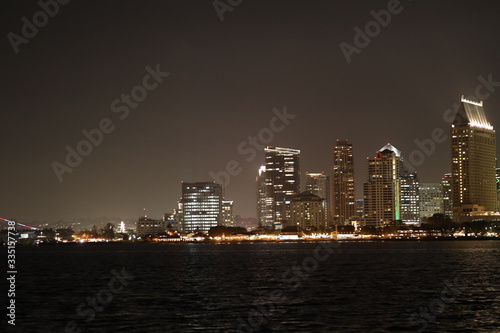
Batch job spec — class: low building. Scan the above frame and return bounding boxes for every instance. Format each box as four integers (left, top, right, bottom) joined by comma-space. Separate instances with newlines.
136, 218, 168, 238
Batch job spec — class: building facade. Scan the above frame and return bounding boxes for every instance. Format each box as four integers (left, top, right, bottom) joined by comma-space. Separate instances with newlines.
400, 172, 420, 224
256, 165, 267, 225
222, 200, 234, 227
257, 146, 300, 229
451, 97, 497, 221
363, 144, 401, 227
180, 182, 223, 232
419, 183, 444, 221
136, 218, 168, 238
441, 173, 453, 218
289, 192, 326, 230
331, 139, 356, 225
355, 199, 364, 219
496, 167, 500, 211
305, 172, 330, 222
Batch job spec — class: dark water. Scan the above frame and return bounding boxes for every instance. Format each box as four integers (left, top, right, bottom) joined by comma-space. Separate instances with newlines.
4, 241, 500, 332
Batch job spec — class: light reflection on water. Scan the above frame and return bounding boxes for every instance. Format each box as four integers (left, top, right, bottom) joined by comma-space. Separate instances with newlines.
12, 241, 500, 332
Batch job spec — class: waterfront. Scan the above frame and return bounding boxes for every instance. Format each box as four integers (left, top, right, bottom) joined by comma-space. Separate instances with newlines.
8, 240, 500, 332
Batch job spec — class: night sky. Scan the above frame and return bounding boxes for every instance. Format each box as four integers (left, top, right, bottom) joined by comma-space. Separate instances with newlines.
3, 0, 500, 223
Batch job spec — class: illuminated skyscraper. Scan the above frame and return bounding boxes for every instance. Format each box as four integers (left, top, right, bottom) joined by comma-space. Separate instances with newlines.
419, 183, 444, 221
451, 96, 496, 221
305, 172, 330, 221
256, 165, 268, 225
331, 139, 356, 225
222, 200, 234, 227
363, 144, 401, 227
441, 173, 453, 217
400, 172, 420, 224
497, 167, 500, 211
355, 199, 364, 218
180, 182, 222, 232
257, 146, 300, 228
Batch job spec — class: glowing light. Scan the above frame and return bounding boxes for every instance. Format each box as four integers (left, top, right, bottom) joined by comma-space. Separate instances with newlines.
0, 217, 38, 230
461, 96, 483, 106
460, 97, 494, 130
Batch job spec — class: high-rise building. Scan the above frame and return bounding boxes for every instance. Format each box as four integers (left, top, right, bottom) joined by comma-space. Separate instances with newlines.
400, 172, 420, 225
419, 183, 444, 221
496, 167, 500, 211
257, 146, 300, 228
451, 96, 497, 221
305, 172, 330, 221
118, 221, 126, 233
331, 139, 356, 225
180, 182, 222, 232
441, 173, 453, 217
355, 199, 364, 218
363, 144, 401, 227
222, 200, 234, 227
256, 165, 267, 225
289, 192, 326, 230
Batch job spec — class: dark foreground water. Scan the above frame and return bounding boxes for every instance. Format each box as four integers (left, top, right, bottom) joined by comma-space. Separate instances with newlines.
4, 241, 500, 332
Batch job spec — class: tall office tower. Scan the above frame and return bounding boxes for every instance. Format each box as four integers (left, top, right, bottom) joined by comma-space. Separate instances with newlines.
258, 146, 300, 228
452, 96, 496, 221
222, 200, 234, 227
305, 172, 330, 221
355, 199, 364, 218
441, 173, 453, 217
497, 167, 500, 211
363, 144, 401, 227
289, 192, 326, 230
180, 182, 222, 232
400, 172, 420, 225
419, 183, 444, 221
256, 165, 268, 225
331, 139, 356, 225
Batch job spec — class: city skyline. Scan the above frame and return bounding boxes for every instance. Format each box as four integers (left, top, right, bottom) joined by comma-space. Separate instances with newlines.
3, 1, 500, 223
3, 2, 500, 333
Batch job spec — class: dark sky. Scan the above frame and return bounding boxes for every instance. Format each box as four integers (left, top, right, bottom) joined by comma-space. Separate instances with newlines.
2, 0, 500, 223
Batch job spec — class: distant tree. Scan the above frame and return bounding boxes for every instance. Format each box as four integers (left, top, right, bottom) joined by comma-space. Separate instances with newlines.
101, 223, 115, 239
382, 224, 398, 235
359, 225, 380, 235
39, 228, 56, 240
463, 220, 490, 235
208, 226, 248, 237
281, 226, 302, 233
90, 225, 99, 238
57, 228, 75, 241
427, 214, 455, 230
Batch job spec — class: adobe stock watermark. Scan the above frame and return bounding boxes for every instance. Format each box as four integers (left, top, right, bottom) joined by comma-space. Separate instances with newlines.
339, 0, 412, 64
209, 106, 296, 188
213, 0, 243, 21
403, 73, 500, 172
51, 64, 169, 182
62, 268, 135, 333
7, 0, 71, 54
236, 242, 341, 332
408, 275, 462, 332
